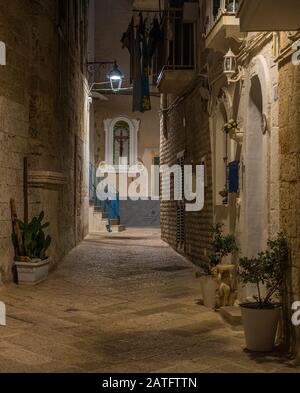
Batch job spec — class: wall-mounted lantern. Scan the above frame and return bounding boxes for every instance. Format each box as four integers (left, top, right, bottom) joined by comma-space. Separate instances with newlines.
224, 49, 236, 80
224, 48, 244, 84
0, 41, 6, 66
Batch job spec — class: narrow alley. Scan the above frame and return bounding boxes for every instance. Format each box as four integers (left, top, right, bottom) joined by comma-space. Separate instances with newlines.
1, 0, 300, 378
0, 229, 296, 372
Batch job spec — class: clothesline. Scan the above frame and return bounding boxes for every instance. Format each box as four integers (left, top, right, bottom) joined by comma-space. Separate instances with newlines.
132, 8, 182, 13
131, 11, 163, 27
132, 9, 163, 13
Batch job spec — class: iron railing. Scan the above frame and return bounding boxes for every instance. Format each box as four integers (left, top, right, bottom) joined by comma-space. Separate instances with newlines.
164, 9, 195, 70
89, 162, 97, 204
89, 162, 120, 222
152, 8, 196, 84
205, 0, 239, 35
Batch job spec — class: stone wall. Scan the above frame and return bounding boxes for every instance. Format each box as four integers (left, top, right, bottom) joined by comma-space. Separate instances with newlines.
278, 33, 300, 358
0, 1, 30, 281
0, 0, 89, 281
160, 88, 213, 266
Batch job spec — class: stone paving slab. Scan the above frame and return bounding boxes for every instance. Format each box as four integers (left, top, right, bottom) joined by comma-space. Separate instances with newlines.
0, 228, 299, 373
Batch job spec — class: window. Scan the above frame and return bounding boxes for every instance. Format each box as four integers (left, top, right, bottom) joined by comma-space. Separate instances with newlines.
213, 0, 220, 18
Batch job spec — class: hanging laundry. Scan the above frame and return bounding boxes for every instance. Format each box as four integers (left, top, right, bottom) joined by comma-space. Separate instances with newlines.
131, 14, 151, 113
132, 14, 143, 112
140, 17, 151, 112
148, 18, 163, 71
121, 17, 135, 84
122, 13, 152, 113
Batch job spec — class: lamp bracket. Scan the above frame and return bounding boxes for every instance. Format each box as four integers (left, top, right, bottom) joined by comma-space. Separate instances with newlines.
227, 65, 245, 85
87, 61, 115, 82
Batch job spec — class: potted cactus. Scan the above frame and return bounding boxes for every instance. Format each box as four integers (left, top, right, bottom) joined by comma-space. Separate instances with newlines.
12, 211, 52, 285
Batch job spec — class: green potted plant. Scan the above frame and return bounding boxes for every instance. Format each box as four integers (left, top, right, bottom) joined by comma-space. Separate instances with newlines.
238, 232, 289, 352
13, 211, 52, 285
199, 224, 238, 309
223, 118, 239, 134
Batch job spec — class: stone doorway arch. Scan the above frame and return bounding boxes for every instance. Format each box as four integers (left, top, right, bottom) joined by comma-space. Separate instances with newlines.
245, 72, 268, 258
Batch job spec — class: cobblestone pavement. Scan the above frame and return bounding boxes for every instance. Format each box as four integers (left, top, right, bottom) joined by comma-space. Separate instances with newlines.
0, 228, 298, 373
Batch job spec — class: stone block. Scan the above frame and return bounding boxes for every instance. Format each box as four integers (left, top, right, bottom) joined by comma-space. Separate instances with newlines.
219, 306, 242, 329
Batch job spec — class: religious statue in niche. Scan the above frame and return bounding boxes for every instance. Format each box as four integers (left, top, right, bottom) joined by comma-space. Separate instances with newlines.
113, 121, 130, 166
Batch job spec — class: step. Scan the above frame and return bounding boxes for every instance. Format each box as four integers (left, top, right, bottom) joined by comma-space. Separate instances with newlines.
93, 210, 108, 220
91, 221, 108, 233
219, 306, 243, 330
110, 218, 120, 226
110, 225, 126, 233
91, 213, 108, 231
94, 208, 104, 214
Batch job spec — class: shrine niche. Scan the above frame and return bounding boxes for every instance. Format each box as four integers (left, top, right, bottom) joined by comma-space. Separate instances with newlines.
103, 117, 140, 170
113, 121, 130, 166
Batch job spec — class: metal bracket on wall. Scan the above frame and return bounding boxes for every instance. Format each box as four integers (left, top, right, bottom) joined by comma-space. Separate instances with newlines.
87, 61, 114, 85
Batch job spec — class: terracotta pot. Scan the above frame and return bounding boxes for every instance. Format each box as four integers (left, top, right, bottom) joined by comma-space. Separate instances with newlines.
240, 303, 281, 352
200, 275, 218, 309
15, 257, 51, 285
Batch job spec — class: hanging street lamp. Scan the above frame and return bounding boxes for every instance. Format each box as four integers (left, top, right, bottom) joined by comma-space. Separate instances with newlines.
107, 61, 124, 93
87, 60, 127, 101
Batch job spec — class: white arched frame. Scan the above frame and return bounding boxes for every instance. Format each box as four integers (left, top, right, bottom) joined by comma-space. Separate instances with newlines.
103, 116, 140, 172
249, 55, 271, 124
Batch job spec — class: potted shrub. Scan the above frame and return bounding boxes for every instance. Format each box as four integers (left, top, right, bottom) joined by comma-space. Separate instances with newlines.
238, 232, 289, 352
223, 118, 239, 134
199, 224, 238, 309
12, 211, 52, 285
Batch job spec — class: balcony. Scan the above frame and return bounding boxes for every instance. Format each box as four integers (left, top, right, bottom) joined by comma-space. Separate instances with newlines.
132, 0, 164, 11
238, 0, 300, 32
205, 0, 243, 52
156, 9, 196, 95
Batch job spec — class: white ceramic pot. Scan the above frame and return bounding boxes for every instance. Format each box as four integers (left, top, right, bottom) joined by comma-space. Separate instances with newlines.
200, 275, 218, 309
15, 258, 51, 285
240, 303, 281, 352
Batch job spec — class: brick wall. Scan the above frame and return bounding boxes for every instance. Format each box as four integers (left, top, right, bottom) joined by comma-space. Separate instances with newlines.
0, 1, 89, 281
160, 87, 213, 267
